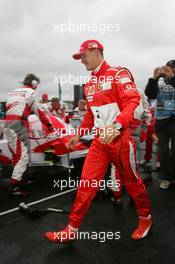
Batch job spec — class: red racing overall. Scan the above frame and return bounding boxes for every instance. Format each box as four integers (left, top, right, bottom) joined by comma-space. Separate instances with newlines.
69, 61, 151, 228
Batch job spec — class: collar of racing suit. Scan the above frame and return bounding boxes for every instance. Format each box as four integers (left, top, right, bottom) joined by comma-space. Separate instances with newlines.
92, 60, 105, 74
22, 85, 34, 89
91, 61, 110, 80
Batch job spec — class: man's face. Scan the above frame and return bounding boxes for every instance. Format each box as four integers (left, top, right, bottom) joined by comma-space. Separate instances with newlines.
51, 101, 60, 110
78, 101, 86, 111
42, 98, 48, 103
80, 49, 99, 71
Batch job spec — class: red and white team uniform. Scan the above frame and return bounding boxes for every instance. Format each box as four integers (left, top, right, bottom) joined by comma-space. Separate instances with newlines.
70, 61, 151, 224
45, 60, 152, 242
5, 85, 52, 182
49, 107, 64, 119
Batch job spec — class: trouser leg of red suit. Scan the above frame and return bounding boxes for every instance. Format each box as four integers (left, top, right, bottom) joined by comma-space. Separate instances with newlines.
69, 129, 151, 229
110, 163, 122, 199
111, 132, 151, 218
5, 120, 29, 181
144, 126, 153, 161
69, 138, 110, 228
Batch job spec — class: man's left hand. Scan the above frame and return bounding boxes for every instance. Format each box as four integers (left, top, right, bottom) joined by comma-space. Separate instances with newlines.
99, 124, 120, 144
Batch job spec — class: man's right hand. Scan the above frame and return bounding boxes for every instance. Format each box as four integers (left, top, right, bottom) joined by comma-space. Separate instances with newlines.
154, 66, 174, 79
153, 67, 162, 79
67, 135, 80, 149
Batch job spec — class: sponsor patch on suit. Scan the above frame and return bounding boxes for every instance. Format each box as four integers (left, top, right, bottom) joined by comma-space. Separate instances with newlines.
100, 82, 112, 91
87, 95, 93, 102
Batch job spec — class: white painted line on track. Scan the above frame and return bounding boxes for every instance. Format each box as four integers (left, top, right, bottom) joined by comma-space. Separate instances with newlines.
0, 188, 77, 217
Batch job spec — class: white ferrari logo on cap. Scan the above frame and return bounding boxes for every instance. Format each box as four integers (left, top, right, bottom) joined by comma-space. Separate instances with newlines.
88, 42, 98, 49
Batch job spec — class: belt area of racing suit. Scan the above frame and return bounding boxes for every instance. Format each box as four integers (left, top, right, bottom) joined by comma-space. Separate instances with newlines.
6, 115, 28, 121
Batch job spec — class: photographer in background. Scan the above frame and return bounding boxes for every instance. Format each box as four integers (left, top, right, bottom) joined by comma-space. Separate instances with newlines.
145, 60, 175, 189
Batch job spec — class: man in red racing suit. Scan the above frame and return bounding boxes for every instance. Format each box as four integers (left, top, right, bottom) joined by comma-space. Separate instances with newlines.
45, 40, 152, 242
5, 74, 53, 192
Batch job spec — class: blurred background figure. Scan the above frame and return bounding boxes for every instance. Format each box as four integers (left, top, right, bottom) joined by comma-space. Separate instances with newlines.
4, 74, 53, 194
139, 101, 160, 169
145, 60, 175, 189
74, 99, 87, 119
49, 97, 64, 119
60, 102, 68, 114
70, 99, 87, 129
40, 93, 50, 112
131, 88, 152, 164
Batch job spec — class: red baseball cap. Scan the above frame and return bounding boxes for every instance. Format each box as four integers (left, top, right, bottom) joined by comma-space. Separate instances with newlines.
72, 40, 104, 60
42, 93, 48, 100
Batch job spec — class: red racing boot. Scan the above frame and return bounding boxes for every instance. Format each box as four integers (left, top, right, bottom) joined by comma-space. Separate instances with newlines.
131, 215, 153, 240
45, 225, 78, 244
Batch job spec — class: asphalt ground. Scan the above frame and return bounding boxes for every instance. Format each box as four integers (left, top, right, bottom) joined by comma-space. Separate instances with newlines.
0, 156, 175, 264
